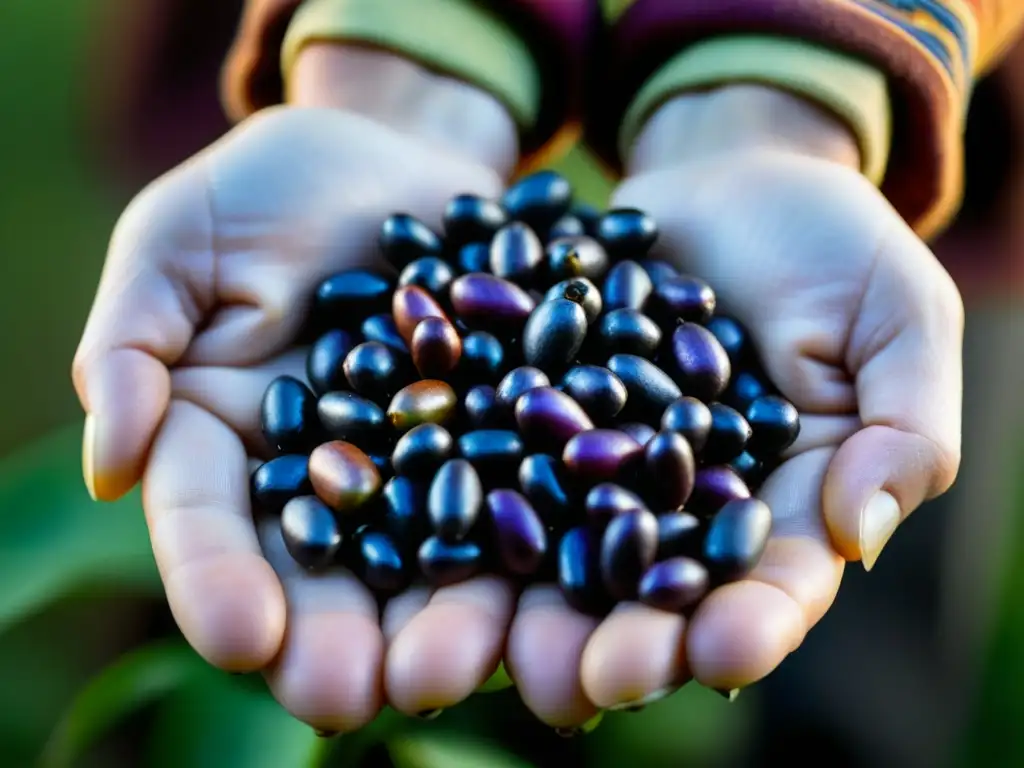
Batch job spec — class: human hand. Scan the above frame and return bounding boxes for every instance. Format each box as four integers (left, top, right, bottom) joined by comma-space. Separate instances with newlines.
546, 85, 964, 711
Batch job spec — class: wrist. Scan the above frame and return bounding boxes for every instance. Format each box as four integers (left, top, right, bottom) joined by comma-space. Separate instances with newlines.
626, 84, 862, 176
288, 45, 519, 177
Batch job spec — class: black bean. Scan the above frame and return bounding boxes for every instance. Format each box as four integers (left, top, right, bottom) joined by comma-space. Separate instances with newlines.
399, 257, 456, 298
562, 429, 644, 485
688, 466, 751, 517
514, 386, 595, 452
281, 496, 342, 570
618, 422, 657, 447
703, 404, 752, 464
495, 366, 551, 412
458, 430, 524, 484
644, 430, 696, 510
368, 454, 393, 482
261, 376, 320, 455
316, 391, 388, 450
728, 451, 764, 487
607, 354, 681, 422
548, 215, 586, 240
486, 490, 547, 576
343, 341, 413, 404
444, 193, 507, 246
660, 397, 713, 453
745, 395, 800, 458
559, 365, 628, 423
705, 316, 749, 365
450, 273, 536, 334
702, 498, 772, 582
251, 455, 312, 516
307, 330, 358, 395
518, 454, 572, 523
597, 308, 662, 358
387, 380, 458, 432
418, 536, 484, 587
645, 275, 716, 326
558, 526, 612, 616
600, 509, 659, 601
723, 371, 769, 412
456, 242, 492, 274
544, 278, 602, 324
459, 331, 506, 383
391, 423, 454, 479
501, 170, 573, 232
597, 208, 658, 260
656, 512, 703, 560
490, 222, 543, 285
602, 260, 653, 312
356, 529, 409, 595
523, 299, 588, 373
463, 385, 502, 429
361, 314, 408, 353
428, 459, 483, 542
668, 322, 732, 402
379, 213, 442, 269
545, 236, 610, 282
639, 557, 709, 612
411, 316, 462, 379
315, 270, 395, 326
392, 285, 447, 345
381, 476, 429, 551
585, 483, 648, 526
639, 259, 678, 287
308, 441, 383, 513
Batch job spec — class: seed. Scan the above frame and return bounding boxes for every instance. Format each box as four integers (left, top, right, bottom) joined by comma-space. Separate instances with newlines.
444, 193, 507, 246
449, 273, 536, 332
596, 208, 658, 260
705, 316, 749, 365
501, 170, 572, 232
602, 260, 653, 312
391, 423, 453, 478
544, 278, 602, 324
745, 395, 800, 458
418, 536, 484, 586
380, 476, 429, 552
545, 236, 610, 282
618, 422, 656, 447
459, 331, 506, 383
597, 308, 662, 358
316, 391, 388, 451
261, 376, 320, 455
703, 404, 752, 464
398, 257, 456, 297
668, 322, 731, 402
660, 397, 713, 453
600, 509, 659, 601
645, 275, 716, 325
387, 380, 457, 432
639, 259, 678, 287
411, 316, 462, 378
728, 451, 763, 485
702, 498, 772, 582
306, 330, 357, 395
644, 430, 696, 510
558, 525, 612, 616
356, 529, 409, 594
308, 441, 382, 513
523, 299, 588, 373
485, 489, 548, 576
490, 222, 543, 285
638, 557, 709, 612
688, 466, 751, 517
548, 215, 586, 240
314, 270, 395, 328
340, 342, 412, 405
392, 285, 447, 345
463, 385, 502, 429
361, 314, 409, 353
368, 454, 393, 482
457, 242, 492, 273
724, 371, 769, 412
428, 459, 484, 542
562, 429, 644, 485
281, 496, 342, 571
560, 365, 628, 423
656, 512, 703, 560
606, 354, 681, 422
457, 430, 525, 483
518, 454, 572, 522
514, 386, 595, 451
379, 213, 442, 269
250, 455, 312, 516
585, 483, 648, 526
495, 366, 550, 412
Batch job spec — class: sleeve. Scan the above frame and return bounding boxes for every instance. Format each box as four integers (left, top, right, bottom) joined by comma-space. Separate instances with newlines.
589, 0, 1024, 241
220, 0, 602, 168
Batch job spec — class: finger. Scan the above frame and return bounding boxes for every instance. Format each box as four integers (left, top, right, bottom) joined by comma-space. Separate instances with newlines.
783, 413, 860, 459
385, 576, 515, 716
142, 399, 286, 671
687, 448, 845, 689
579, 603, 690, 710
506, 586, 601, 727
74, 166, 213, 501
381, 585, 432, 642
825, 231, 964, 569
259, 519, 385, 733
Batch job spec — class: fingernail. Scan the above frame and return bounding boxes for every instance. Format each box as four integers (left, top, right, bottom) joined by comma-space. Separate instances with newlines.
554, 712, 604, 738
608, 686, 674, 712
314, 729, 338, 739
713, 688, 741, 703
82, 415, 98, 501
860, 490, 901, 572
415, 709, 444, 721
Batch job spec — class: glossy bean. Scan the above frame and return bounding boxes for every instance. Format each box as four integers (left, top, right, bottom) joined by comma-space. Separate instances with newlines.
456, 242, 492, 274
379, 213, 442, 269
380, 476, 429, 551
486, 490, 548, 576
514, 386, 595, 451
518, 454, 572, 523
544, 278, 602, 324
559, 365, 628, 423
457, 430, 525, 483
391, 423, 454, 479
618, 422, 657, 447
656, 512, 703, 560
281, 496, 342, 571
399, 257, 456, 297
660, 397, 713, 453
463, 385, 502, 430
490, 222, 543, 285
307, 330, 358, 395
261, 376, 320, 455
545, 236, 610, 282
607, 354, 681, 422
702, 498, 773, 582
251, 455, 312, 516
668, 323, 731, 403
562, 429, 644, 485
705, 316, 749, 365
459, 331, 505, 383
600, 509, 659, 601
639, 259, 678, 287
703, 404, 752, 465
548, 214, 586, 240
602, 260, 653, 312
316, 391, 388, 451
645, 275, 716, 326
357, 529, 410, 594
495, 366, 550, 412
597, 208, 658, 260
585, 483, 648, 526
444, 193, 507, 246
558, 526, 612, 616
501, 170, 572, 232
523, 299, 588, 373
644, 430, 696, 510
361, 314, 408, 353
688, 466, 751, 517
314, 270, 395, 328
597, 308, 662, 359
449, 273, 536, 333
639, 557, 709, 613
418, 537, 484, 587
387, 381, 458, 432
427, 459, 484, 542
745, 395, 801, 458
308, 441, 383, 513
411, 316, 462, 378
724, 371, 769, 413
342, 341, 412, 404
392, 285, 448, 345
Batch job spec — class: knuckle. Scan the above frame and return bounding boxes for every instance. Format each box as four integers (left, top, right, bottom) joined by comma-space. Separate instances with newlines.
929, 437, 962, 496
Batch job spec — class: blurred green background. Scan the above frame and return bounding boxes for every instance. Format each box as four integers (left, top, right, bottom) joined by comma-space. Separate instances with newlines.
0, 1, 1022, 766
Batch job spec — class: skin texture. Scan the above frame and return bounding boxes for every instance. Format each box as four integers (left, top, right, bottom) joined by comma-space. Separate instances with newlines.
73, 46, 963, 730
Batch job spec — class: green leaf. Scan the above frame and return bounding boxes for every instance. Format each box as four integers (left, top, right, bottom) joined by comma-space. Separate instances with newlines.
39, 640, 204, 768
0, 422, 159, 633
389, 733, 535, 768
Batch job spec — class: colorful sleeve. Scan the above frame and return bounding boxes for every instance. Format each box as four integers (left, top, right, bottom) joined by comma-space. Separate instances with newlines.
221, 0, 601, 167
590, 0, 1024, 241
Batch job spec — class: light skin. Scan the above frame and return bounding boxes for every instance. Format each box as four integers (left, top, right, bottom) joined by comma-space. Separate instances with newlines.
72, 44, 963, 731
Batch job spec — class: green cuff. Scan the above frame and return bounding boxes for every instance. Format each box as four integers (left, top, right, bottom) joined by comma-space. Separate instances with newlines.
282, 0, 540, 131
620, 35, 892, 186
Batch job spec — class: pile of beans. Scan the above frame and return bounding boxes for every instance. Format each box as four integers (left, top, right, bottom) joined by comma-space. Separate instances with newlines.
253, 171, 799, 617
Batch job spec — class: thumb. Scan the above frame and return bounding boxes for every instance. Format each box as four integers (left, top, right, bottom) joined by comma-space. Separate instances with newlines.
823, 221, 965, 570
